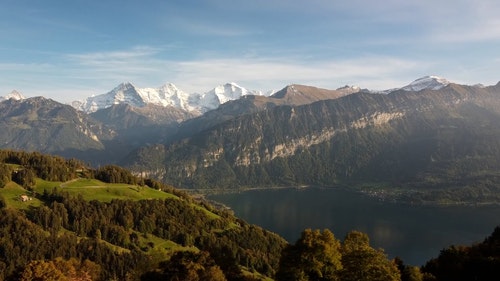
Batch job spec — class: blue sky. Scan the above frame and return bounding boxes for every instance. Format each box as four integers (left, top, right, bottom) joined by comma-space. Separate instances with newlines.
1, 0, 499, 102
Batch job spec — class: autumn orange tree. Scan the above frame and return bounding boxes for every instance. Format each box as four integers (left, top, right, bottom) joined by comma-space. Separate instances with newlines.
142, 251, 227, 281
19, 258, 100, 281
340, 231, 401, 281
276, 229, 402, 281
276, 229, 343, 281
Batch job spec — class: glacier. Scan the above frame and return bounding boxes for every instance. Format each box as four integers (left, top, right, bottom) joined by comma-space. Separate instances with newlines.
72, 82, 266, 114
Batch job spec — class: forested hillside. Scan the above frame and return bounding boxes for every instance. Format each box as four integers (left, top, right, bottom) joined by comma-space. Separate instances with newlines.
0, 149, 499, 280
422, 226, 500, 281
0, 150, 286, 280
126, 83, 500, 204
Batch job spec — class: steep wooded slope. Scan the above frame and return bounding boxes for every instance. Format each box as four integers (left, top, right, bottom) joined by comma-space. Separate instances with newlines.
0, 149, 287, 280
126, 83, 500, 203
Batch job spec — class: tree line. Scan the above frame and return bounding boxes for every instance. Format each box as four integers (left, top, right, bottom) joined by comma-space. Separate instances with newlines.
0, 149, 86, 189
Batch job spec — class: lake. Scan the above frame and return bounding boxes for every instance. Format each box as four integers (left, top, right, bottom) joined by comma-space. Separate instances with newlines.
209, 187, 500, 266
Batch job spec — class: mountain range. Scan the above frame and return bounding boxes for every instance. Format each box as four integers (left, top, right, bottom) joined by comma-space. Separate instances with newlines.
71, 81, 268, 115
2, 76, 499, 204
4, 75, 447, 115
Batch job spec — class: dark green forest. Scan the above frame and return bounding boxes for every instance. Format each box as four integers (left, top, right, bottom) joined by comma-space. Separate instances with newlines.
0, 149, 499, 280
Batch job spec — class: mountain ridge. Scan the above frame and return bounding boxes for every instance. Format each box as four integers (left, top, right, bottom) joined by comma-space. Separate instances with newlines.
123, 82, 500, 204
4, 75, 490, 115
400, 75, 450, 91
0, 96, 110, 153
71, 81, 268, 114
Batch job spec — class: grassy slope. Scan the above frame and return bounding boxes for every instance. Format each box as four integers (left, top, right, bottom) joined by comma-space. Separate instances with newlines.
1, 177, 275, 279
1, 182, 43, 210
0, 178, 210, 257
34, 178, 178, 202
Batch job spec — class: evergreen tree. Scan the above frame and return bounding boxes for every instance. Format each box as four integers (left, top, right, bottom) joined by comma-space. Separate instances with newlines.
0, 163, 11, 187
423, 227, 500, 281
395, 257, 424, 281
12, 168, 36, 189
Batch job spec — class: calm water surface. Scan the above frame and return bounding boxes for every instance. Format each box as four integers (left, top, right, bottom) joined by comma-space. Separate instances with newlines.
209, 187, 500, 265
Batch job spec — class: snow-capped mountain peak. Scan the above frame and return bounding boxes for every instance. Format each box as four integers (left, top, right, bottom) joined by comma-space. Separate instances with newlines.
72, 82, 263, 114
74, 82, 146, 113
401, 76, 450, 92
336, 85, 362, 94
158, 82, 180, 94
193, 82, 255, 112
209, 82, 259, 103
1, 90, 26, 102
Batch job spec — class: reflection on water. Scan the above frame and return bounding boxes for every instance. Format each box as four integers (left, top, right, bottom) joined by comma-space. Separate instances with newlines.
209, 187, 500, 265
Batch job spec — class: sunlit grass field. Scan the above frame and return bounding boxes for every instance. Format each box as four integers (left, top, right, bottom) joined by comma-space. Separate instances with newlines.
34, 178, 178, 202
1, 178, 179, 210
0, 182, 43, 209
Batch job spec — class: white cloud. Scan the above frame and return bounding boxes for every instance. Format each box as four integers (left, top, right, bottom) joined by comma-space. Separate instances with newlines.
66, 46, 161, 67
413, 0, 500, 43
323, 0, 500, 44
168, 56, 426, 93
1, 42, 496, 103
430, 19, 500, 44
0, 45, 429, 100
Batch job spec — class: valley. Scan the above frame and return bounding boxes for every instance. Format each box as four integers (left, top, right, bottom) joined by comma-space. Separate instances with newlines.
0, 143, 499, 280
2, 77, 500, 206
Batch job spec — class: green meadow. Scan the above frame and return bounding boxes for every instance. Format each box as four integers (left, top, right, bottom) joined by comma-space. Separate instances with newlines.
1, 178, 178, 209
34, 178, 178, 202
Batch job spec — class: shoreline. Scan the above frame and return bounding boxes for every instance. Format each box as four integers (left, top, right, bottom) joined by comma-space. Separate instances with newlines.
181, 185, 500, 207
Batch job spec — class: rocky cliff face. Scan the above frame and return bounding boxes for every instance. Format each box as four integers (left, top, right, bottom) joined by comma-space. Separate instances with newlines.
125, 83, 500, 197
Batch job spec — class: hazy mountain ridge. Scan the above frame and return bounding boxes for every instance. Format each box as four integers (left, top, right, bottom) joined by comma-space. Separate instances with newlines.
90, 103, 196, 130
0, 97, 111, 153
3, 75, 478, 113
0, 96, 199, 164
89, 103, 198, 151
170, 83, 357, 142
